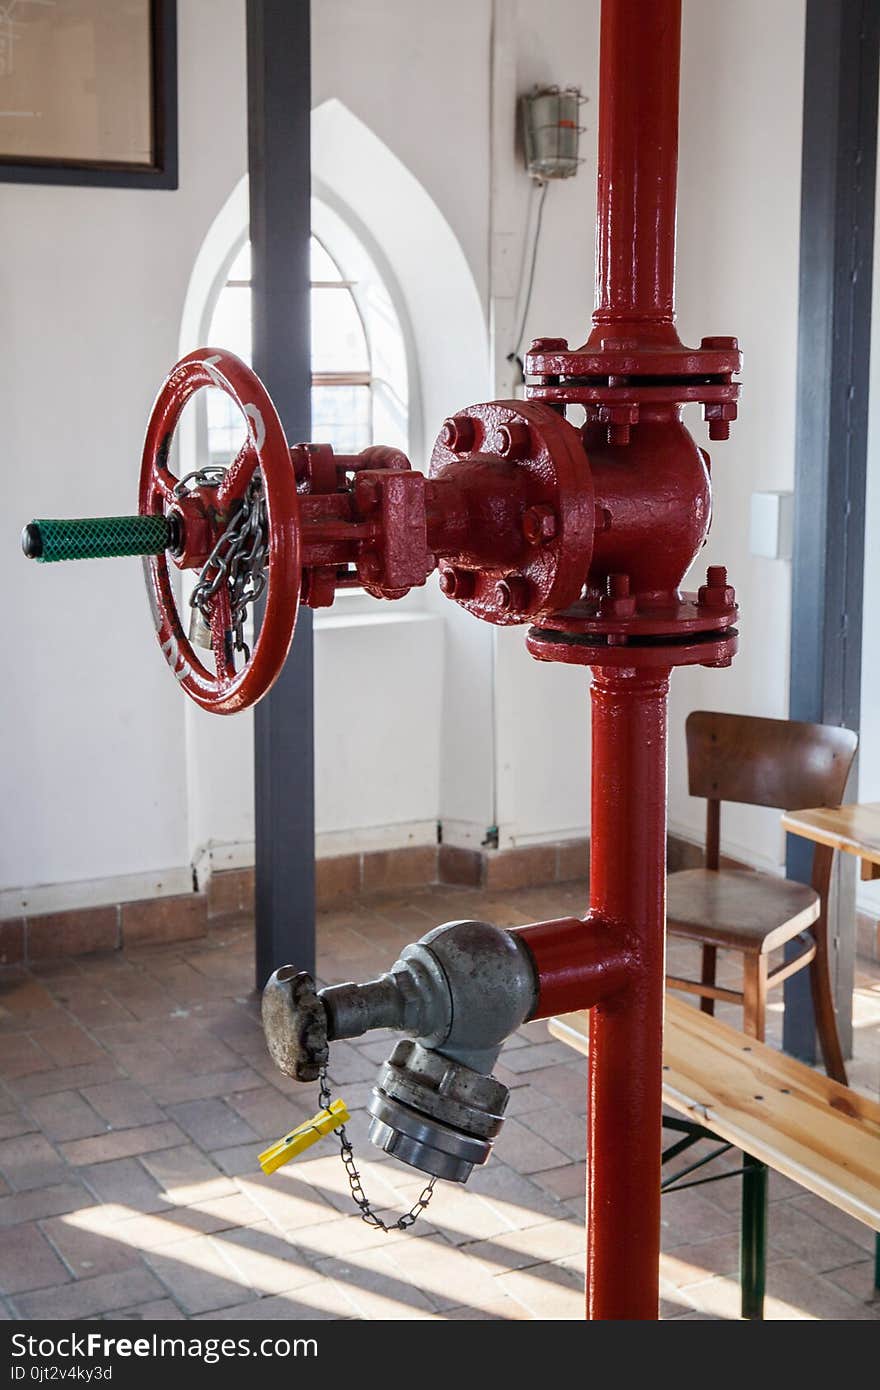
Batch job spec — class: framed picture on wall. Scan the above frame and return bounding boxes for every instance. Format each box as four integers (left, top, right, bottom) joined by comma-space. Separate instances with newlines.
0, 0, 177, 188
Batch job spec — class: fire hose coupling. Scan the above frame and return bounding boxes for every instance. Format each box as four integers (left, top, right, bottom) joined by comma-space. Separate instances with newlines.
262, 913, 638, 1184
263, 919, 538, 1183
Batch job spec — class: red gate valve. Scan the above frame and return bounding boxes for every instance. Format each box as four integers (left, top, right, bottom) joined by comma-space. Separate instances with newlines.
292, 399, 596, 622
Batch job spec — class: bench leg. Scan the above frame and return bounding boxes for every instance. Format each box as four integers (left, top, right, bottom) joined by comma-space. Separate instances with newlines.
740, 1153, 768, 1320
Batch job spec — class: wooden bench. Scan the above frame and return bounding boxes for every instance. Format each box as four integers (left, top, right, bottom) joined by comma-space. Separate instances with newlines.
549, 994, 880, 1319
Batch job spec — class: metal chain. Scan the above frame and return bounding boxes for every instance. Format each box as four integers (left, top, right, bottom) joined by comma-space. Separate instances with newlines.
318, 1065, 436, 1233
179, 467, 269, 659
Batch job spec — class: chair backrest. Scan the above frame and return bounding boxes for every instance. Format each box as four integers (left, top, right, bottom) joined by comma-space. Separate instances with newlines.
686, 711, 858, 813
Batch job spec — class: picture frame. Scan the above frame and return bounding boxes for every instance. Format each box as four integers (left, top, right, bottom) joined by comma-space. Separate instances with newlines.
0, 0, 177, 189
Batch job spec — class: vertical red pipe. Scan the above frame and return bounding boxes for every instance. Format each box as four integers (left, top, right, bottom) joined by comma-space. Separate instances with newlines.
591, 0, 682, 335
586, 666, 669, 1320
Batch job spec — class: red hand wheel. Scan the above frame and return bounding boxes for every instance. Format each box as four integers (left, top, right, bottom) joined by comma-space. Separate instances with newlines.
140, 349, 300, 714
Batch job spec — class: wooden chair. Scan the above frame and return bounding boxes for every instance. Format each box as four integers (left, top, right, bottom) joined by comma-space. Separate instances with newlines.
665, 711, 858, 1084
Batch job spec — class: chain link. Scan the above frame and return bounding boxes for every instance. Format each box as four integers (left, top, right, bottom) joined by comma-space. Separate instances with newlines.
178, 468, 268, 659
318, 1065, 436, 1233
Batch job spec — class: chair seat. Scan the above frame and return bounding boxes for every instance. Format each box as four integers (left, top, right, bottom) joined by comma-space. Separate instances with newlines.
666, 869, 820, 953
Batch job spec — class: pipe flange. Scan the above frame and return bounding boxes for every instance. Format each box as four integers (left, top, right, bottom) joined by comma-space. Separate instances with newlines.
367, 1040, 509, 1182
429, 401, 595, 625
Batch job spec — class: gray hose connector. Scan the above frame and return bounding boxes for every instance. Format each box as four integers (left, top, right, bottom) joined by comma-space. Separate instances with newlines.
321, 918, 538, 1074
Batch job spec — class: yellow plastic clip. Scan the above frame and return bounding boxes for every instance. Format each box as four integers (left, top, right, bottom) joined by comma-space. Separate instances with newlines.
257, 1098, 350, 1175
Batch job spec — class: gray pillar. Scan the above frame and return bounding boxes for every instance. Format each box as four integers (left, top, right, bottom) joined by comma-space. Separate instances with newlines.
786, 0, 879, 1060
247, 0, 316, 988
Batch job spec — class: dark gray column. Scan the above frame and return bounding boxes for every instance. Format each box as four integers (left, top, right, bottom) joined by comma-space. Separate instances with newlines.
247, 0, 316, 987
785, 0, 879, 1060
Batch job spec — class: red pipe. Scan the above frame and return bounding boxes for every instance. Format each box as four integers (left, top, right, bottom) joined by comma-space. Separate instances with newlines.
518, 915, 634, 1018
586, 665, 669, 1320
591, 0, 682, 340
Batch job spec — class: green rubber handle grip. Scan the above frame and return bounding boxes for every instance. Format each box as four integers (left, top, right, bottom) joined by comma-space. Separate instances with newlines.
21, 515, 171, 563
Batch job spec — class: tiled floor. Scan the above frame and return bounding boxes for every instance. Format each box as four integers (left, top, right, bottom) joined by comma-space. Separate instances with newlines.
0, 880, 878, 1321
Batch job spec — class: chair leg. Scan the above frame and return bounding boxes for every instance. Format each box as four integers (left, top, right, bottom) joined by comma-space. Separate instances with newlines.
742, 956, 767, 1041
700, 945, 717, 1016
808, 935, 847, 1085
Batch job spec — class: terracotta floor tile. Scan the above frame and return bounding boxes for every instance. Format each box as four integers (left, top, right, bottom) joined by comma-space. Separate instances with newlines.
139, 1145, 237, 1205
519, 1106, 588, 1162
81, 1080, 165, 1130
825, 1259, 880, 1306
10, 1061, 123, 1099
166, 1097, 260, 1153
36, 1023, 106, 1069
78, 1157, 171, 1214
213, 1222, 318, 1294
0, 1035, 54, 1079
39, 1211, 142, 1279
465, 1216, 585, 1274
0, 1133, 68, 1192
536, 1162, 587, 1201
493, 1117, 569, 1174
686, 1257, 880, 1321
495, 1260, 584, 1319
315, 1248, 439, 1319
193, 1282, 357, 1320
0, 1183, 92, 1229
11, 1267, 164, 1321
60, 1121, 185, 1167
103, 1298, 185, 1320
26, 1091, 106, 1143
768, 1200, 871, 1272
0, 1111, 36, 1142
0, 1221, 71, 1293
142, 1236, 256, 1316
146, 1067, 264, 1107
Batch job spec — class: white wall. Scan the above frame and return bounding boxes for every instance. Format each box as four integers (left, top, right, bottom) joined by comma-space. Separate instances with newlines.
671, 0, 806, 869
3, 0, 811, 912
2, 0, 249, 911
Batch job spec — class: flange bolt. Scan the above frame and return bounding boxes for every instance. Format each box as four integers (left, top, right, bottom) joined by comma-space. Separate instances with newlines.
528, 337, 568, 354
440, 415, 476, 454
439, 567, 476, 600
522, 504, 557, 545
698, 565, 736, 610
491, 423, 530, 460
495, 576, 529, 612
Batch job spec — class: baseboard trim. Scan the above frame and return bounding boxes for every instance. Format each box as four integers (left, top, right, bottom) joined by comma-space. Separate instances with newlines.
7, 831, 877, 968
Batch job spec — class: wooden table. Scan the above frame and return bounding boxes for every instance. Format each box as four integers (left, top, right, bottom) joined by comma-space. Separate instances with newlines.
781, 801, 880, 880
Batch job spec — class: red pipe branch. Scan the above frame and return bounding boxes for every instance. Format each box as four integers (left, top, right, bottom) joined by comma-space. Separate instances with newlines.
518, 915, 635, 1018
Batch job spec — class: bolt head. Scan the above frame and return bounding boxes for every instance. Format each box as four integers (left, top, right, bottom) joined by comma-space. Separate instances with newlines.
700, 336, 739, 352
439, 567, 476, 600
529, 337, 568, 353
698, 566, 736, 610
494, 576, 529, 612
440, 415, 476, 453
522, 504, 557, 545
492, 422, 530, 460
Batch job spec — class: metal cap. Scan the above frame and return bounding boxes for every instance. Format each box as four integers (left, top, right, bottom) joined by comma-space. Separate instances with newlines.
367, 1040, 509, 1183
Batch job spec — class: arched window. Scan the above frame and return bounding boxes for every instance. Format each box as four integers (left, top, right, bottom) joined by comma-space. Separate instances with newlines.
205, 234, 407, 462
